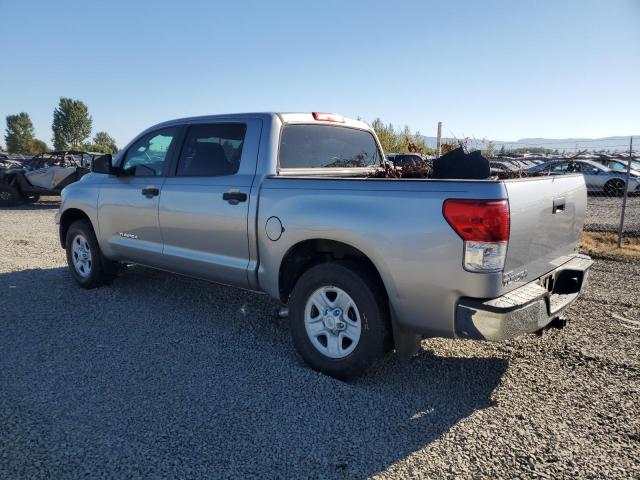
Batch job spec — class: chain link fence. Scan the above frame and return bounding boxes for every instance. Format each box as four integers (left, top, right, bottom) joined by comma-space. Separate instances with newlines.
490, 146, 638, 242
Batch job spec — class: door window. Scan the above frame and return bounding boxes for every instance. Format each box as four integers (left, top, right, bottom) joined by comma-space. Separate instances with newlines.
176, 123, 246, 176
579, 163, 600, 175
549, 162, 568, 173
121, 128, 178, 176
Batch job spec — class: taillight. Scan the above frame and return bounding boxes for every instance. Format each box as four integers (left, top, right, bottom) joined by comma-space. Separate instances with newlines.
312, 112, 345, 123
443, 199, 510, 272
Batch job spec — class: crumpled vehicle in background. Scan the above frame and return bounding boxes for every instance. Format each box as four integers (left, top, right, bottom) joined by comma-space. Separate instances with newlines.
0, 151, 94, 206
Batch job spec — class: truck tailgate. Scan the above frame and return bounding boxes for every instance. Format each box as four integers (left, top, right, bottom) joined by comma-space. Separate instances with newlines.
502, 174, 587, 291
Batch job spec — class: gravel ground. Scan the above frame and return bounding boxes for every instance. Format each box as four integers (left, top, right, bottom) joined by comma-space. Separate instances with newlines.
585, 195, 640, 236
0, 199, 639, 479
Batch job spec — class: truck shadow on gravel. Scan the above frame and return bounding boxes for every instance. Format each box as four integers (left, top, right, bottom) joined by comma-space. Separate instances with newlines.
0, 266, 507, 478
0, 201, 60, 211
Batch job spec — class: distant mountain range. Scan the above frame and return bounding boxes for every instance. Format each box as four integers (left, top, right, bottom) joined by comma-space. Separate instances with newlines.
421, 135, 637, 153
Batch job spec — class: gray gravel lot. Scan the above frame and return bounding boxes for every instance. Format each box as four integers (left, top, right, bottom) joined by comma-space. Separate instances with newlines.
1, 199, 639, 479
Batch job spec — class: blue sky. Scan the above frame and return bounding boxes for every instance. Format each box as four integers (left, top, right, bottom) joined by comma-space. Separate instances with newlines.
1, 0, 638, 148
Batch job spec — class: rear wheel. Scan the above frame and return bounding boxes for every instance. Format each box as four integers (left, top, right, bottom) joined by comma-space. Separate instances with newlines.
288, 261, 391, 380
0, 184, 25, 206
604, 179, 625, 196
65, 220, 119, 288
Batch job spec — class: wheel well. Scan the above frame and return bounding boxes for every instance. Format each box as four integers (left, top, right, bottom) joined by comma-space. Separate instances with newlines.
278, 239, 388, 305
59, 209, 91, 247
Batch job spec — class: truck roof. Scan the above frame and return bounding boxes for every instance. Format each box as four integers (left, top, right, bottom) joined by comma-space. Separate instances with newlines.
147, 112, 370, 133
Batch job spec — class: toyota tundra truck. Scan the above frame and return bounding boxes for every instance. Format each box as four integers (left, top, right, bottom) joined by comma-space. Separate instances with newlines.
56, 112, 592, 379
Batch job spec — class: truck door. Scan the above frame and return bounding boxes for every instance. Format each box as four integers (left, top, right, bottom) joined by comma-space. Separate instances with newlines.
158, 119, 261, 288
97, 127, 181, 265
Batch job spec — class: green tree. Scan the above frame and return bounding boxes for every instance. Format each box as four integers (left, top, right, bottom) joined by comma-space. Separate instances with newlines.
52, 97, 92, 150
92, 131, 118, 153
81, 143, 112, 154
370, 118, 434, 156
5, 112, 35, 153
30, 139, 48, 154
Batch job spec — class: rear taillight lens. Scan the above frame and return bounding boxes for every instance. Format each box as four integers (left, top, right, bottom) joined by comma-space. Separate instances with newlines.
443, 199, 510, 272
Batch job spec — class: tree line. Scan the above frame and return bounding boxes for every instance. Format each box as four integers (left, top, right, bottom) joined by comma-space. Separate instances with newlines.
3, 97, 118, 155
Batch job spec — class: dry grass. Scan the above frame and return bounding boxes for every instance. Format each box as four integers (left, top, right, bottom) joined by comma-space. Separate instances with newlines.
580, 231, 640, 258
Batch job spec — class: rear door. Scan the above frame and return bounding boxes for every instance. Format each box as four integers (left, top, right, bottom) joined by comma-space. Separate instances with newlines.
158, 119, 261, 288
98, 127, 181, 265
502, 174, 587, 292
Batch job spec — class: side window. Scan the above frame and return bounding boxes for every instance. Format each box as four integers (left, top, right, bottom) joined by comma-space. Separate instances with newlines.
176, 123, 246, 177
122, 128, 177, 177
610, 161, 625, 171
580, 164, 599, 175
550, 162, 568, 173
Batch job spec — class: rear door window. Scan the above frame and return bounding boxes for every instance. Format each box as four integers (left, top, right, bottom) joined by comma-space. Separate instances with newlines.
176, 123, 246, 176
279, 125, 381, 169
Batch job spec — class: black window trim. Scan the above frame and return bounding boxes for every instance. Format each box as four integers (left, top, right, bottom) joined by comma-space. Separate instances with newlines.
276, 123, 384, 172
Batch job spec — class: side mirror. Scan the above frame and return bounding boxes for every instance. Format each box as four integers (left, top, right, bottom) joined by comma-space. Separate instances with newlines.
91, 154, 113, 174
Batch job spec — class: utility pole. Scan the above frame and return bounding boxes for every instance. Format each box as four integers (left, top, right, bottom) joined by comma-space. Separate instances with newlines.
617, 136, 633, 247
436, 122, 442, 158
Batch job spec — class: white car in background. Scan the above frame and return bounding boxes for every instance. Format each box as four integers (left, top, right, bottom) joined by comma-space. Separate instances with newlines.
528, 159, 640, 196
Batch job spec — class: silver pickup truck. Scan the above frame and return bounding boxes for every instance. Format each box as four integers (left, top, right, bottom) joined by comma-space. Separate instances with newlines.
56, 112, 593, 379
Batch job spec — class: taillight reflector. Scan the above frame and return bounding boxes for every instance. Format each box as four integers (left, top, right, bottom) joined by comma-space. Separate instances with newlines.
312, 112, 345, 123
443, 199, 510, 242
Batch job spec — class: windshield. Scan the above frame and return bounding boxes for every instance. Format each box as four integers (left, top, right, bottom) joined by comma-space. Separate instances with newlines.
279, 124, 381, 169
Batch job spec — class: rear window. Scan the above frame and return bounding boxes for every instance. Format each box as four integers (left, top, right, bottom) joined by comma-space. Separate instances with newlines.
279, 124, 381, 169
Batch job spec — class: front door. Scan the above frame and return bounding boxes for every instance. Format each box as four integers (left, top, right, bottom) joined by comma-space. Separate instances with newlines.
98, 127, 180, 265
158, 120, 261, 288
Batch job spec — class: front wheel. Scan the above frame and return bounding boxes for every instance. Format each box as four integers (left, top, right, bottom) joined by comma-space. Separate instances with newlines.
65, 220, 118, 288
288, 261, 391, 380
604, 179, 625, 196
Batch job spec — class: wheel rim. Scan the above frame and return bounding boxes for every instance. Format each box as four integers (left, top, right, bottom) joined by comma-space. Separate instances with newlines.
71, 234, 93, 278
606, 180, 624, 195
304, 286, 362, 359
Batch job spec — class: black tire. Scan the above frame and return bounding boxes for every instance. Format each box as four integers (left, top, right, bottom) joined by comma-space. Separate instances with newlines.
65, 219, 119, 288
0, 184, 26, 206
604, 179, 625, 196
288, 261, 391, 380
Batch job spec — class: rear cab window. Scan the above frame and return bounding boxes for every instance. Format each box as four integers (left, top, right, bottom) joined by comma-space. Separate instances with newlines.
279, 124, 381, 169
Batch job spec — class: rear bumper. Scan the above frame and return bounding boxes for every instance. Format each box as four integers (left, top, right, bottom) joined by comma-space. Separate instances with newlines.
455, 254, 593, 341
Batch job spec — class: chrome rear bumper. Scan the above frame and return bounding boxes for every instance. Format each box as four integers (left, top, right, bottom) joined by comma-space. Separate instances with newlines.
455, 254, 593, 341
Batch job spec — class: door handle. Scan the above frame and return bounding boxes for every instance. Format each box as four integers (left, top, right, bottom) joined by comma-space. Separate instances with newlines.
552, 198, 566, 214
142, 186, 159, 198
223, 191, 247, 203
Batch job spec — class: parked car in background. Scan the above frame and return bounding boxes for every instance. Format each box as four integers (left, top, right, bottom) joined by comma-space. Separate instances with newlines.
57, 112, 592, 379
527, 159, 639, 195
0, 150, 94, 206
597, 157, 640, 175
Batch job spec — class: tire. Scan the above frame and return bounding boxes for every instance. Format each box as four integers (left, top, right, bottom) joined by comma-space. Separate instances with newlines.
65, 219, 119, 288
288, 261, 391, 380
604, 179, 625, 196
0, 184, 26, 206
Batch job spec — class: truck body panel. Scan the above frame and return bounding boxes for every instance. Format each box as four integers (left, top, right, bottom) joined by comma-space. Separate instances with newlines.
57, 112, 591, 341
